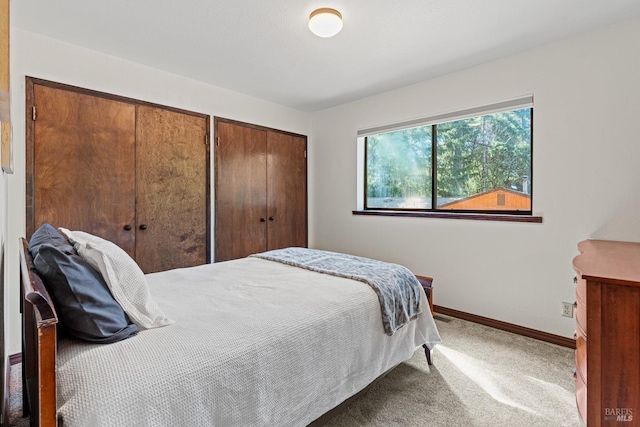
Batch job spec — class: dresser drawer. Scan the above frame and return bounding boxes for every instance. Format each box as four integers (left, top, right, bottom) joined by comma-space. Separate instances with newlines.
575, 301, 587, 339
575, 274, 586, 308
575, 336, 587, 384
575, 369, 587, 423
575, 317, 586, 340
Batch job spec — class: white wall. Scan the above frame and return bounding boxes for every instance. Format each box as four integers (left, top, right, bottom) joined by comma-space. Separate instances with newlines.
4, 29, 312, 354
309, 16, 640, 338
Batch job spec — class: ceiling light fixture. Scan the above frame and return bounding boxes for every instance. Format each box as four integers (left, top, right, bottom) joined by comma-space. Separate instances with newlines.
308, 8, 343, 38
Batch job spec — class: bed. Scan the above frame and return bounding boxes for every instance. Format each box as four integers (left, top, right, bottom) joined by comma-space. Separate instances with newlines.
19, 228, 441, 427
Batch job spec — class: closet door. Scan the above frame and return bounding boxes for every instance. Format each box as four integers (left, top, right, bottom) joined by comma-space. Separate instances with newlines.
266, 132, 307, 250
215, 121, 267, 261
135, 105, 208, 273
27, 78, 211, 272
29, 82, 136, 256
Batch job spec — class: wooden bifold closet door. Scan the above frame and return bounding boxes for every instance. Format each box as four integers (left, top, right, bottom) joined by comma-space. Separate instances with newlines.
215, 118, 307, 262
134, 105, 209, 273
26, 78, 210, 273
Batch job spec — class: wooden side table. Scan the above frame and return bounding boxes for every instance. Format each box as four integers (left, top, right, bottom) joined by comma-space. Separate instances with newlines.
415, 275, 434, 314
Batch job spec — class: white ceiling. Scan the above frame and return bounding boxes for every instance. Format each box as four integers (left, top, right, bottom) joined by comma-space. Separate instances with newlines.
13, 0, 640, 112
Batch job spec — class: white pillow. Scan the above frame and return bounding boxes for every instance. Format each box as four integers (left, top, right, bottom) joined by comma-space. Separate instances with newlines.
59, 228, 174, 330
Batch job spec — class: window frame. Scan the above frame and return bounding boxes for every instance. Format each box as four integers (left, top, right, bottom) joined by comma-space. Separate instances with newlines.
359, 99, 536, 219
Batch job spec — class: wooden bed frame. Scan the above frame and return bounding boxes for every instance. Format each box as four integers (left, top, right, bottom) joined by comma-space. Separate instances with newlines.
19, 238, 58, 427
19, 237, 433, 427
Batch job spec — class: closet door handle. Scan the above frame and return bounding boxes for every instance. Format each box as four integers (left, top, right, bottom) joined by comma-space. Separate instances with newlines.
123, 224, 132, 231
139, 224, 148, 230
268, 216, 274, 221
260, 218, 266, 222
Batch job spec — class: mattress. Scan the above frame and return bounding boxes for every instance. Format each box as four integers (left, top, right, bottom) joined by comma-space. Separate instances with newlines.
56, 257, 441, 426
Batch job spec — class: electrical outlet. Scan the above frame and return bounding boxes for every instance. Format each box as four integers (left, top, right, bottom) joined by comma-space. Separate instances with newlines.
562, 302, 574, 318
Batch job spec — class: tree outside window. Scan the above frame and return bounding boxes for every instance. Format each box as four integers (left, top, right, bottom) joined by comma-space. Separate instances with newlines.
365, 107, 532, 213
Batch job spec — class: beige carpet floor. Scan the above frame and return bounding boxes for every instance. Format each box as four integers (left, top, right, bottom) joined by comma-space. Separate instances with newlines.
9, 316, 582, 427
324, 316, 582, 427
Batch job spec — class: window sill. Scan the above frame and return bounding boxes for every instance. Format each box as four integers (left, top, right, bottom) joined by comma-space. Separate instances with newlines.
352, 210, 543, 223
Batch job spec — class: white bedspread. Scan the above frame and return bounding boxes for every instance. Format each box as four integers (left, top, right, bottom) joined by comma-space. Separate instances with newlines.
56, 257, 441, 427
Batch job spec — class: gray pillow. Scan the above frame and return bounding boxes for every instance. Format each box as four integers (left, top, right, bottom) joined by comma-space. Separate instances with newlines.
33, 244, 138, 343
29, 223, 74, 258
64, 229, 174, 329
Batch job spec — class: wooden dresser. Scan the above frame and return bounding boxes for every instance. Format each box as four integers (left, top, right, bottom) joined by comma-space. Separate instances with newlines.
573, 240, 640, 426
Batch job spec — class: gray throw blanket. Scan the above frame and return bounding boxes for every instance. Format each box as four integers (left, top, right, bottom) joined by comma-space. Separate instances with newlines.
251, 247, 423, 335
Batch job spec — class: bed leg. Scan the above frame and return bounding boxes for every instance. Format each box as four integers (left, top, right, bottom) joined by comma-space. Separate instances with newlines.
422, 344, 433, 365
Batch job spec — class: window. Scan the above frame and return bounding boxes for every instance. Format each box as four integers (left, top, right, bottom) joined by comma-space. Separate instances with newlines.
362, 98, 533, 215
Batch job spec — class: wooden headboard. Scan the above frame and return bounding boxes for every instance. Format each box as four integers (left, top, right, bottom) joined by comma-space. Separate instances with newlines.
19, 238, 59, 427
